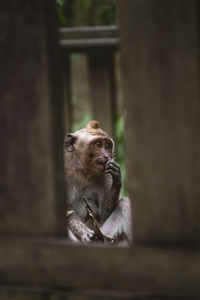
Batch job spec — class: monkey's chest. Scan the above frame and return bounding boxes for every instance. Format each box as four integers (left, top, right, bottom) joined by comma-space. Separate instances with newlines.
76, 188, 104, 223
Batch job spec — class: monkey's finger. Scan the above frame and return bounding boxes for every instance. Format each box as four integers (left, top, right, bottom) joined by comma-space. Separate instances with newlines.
106, 161, 120, 171
105, 168, 119, 175
106, 159, 120, 166
106, 160, 120, 169
104, 169, 121, 179
105, 164, 121, 174
105, 170, 121, 179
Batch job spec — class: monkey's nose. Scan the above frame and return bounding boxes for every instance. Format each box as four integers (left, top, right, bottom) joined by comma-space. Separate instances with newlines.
103, 155, 109, 162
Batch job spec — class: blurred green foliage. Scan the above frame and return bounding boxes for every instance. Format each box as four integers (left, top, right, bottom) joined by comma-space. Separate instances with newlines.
72, 112, 92, 132
115, 115, 126, 197
56, 0, 117, 26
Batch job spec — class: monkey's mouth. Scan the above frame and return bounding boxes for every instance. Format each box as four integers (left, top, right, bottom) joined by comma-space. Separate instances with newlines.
95, 158, 107, 169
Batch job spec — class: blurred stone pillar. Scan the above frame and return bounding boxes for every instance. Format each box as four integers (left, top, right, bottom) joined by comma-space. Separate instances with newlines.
119, 0, 200, 245
0, 0, 65, 237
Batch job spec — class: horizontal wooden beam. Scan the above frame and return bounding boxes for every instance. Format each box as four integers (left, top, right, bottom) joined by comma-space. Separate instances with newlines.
0, 237, 199, 298
58, 26, 120, 49
59, 25, 119, 39
59, 38, 119, 48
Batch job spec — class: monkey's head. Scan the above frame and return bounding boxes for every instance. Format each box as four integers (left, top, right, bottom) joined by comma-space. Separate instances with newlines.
64, 120, 114, 179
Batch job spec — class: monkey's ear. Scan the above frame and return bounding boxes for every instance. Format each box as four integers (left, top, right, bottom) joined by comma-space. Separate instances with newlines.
65, 133, 77, 152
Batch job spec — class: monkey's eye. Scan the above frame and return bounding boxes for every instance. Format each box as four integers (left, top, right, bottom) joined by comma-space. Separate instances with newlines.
95, 140, 102, 148
105, 141, 112, 150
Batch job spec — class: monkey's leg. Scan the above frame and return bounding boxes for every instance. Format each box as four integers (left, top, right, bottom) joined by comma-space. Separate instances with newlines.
67, 211, 96, 243
100, 197, 132, 245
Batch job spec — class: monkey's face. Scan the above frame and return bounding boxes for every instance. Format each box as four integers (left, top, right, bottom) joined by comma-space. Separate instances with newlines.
64, 126, 114, 177
87, 138, 113, 173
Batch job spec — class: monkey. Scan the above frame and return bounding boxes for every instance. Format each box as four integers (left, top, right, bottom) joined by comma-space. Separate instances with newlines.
64, 120, 132, 246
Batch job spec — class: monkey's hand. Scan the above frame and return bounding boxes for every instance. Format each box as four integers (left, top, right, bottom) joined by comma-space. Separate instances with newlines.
67, 211, 96, 243
104, 159, 122, 188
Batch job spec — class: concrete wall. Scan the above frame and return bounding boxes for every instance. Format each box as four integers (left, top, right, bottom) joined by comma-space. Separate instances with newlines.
119, 0, 200, 246
0, 0, 65, 237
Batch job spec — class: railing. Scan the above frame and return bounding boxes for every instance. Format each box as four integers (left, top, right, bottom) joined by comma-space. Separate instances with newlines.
58, 25, 120, 137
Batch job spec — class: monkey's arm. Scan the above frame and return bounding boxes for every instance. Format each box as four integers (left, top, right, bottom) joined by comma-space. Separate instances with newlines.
104, 159, 122, 214
67, 211, 96, 243
103, 160, 132, 245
